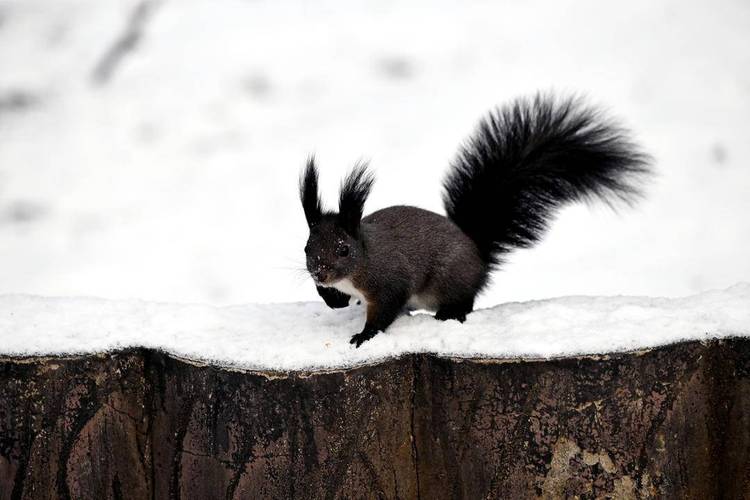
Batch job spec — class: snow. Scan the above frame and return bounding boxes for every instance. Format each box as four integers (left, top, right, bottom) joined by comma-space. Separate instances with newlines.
0, 3, 747, 372
0, 3, 748, 370
0, 0, 749, 308
1, 284, 748, 371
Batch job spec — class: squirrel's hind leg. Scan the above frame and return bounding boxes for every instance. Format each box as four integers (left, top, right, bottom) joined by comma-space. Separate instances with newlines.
434, 298, 474, 323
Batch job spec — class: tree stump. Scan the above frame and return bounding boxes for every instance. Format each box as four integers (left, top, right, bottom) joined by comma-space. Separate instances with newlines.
1, 338, 749, 499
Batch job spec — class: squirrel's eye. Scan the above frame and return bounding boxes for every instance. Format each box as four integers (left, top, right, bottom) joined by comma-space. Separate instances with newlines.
336, 245, 350, 257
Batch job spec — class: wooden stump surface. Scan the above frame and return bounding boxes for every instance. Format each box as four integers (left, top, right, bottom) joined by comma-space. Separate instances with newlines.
1, 338, 749, 499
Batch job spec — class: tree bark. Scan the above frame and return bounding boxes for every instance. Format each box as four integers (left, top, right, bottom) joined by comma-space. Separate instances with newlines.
1, 338, 749, 499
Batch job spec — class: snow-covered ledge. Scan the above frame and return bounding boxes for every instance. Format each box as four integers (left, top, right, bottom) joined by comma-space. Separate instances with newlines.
1, 285, 749, 498
1, 284, 748, 371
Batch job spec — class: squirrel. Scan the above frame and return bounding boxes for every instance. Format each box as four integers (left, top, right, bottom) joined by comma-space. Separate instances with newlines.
299, 93, 651, 347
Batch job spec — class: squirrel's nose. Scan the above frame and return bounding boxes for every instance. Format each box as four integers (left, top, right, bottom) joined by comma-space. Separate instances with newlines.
314, 270, 329, 283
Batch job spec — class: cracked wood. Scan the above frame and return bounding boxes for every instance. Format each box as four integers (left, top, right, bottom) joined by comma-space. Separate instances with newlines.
1, 339, 749, 499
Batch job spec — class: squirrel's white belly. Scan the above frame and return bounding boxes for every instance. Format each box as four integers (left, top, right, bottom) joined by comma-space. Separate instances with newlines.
329, 278, 367, 306
407, 293, 438, 311
330, 279, 437, 311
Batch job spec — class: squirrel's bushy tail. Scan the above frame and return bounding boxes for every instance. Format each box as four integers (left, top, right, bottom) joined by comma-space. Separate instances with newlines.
443, 93, 652, 267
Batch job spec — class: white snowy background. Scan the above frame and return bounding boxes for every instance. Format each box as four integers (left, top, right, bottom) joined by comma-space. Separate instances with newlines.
1, 0, 749, 309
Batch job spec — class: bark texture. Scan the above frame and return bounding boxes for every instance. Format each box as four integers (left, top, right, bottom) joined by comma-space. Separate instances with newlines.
1, 338, 749, 499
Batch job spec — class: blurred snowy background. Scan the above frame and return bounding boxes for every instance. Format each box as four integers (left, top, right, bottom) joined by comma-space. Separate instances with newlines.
0, 0, 748, 308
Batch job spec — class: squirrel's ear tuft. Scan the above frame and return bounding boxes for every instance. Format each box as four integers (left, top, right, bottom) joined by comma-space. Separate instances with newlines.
300, 156, 322, 227
338, 161, 374, 238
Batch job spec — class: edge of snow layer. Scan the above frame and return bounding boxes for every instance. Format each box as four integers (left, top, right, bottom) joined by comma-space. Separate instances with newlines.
1, 283, 749, 372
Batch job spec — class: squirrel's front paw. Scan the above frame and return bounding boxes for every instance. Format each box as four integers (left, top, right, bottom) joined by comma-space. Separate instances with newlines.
349, 331, 376, 348
317, 286, 350, 309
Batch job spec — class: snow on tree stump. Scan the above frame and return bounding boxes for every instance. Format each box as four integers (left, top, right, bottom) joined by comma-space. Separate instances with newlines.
1, 338, 749, 499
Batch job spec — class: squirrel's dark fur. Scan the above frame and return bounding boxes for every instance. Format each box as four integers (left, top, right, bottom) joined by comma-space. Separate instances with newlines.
300, 93, 651, 347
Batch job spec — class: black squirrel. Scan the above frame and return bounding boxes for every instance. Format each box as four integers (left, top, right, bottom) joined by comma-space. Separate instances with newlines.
300, 93, 651, 347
